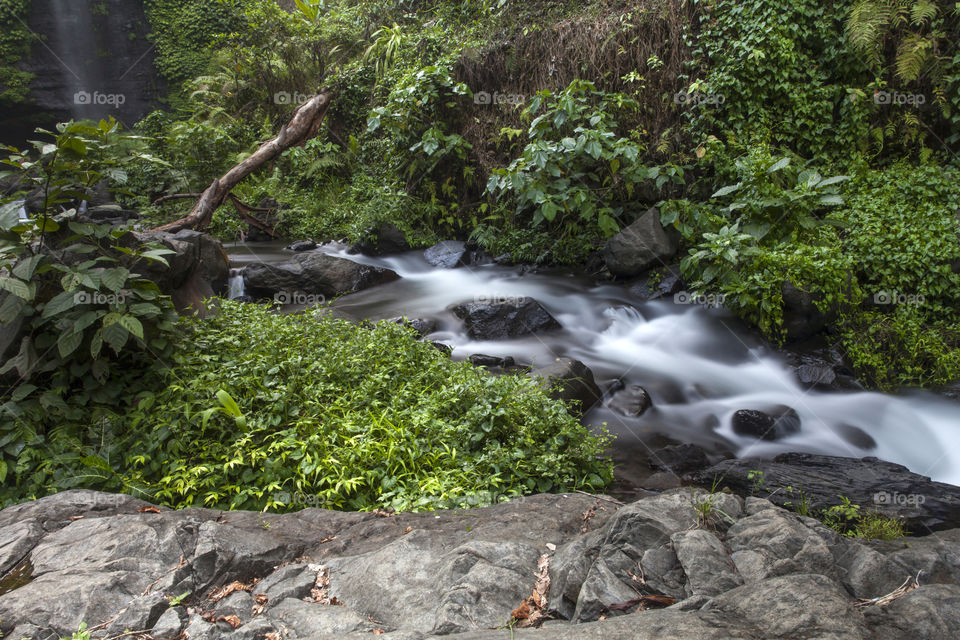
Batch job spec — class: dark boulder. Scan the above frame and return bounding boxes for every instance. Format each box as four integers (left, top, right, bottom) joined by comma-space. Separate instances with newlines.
349, 223, 410, 256
731, 407, 801, 441
469, 353, 515, 368
629, 265, 685, 302
129, 230, 230, 315
389, 317, 437, 337
601, 208, 679, 278
285, 240, 317, 252
449, 297, 561, 340
605, 381, 652, 417
424, 240, 490, 268
781, 281, 834, 342
690, 453, 960, 533
425, 240, 469, 268
243, 253, 399, 301
530, 357, 602, 413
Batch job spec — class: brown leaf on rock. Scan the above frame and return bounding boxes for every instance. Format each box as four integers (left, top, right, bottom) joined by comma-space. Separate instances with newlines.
252, 593, 269, 616
137, 506, 161, 514
208, 580, 253, 602
511, 600, 531, 620
511, 553, 552, 628
217, 614, 242, 629
372, 629, 385, 635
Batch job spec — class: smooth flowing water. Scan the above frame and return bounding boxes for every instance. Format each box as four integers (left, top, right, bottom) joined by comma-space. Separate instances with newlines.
226, 241, 960, 485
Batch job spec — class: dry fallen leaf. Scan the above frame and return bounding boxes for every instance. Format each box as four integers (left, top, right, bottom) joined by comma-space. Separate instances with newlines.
69, 515, 84, 521
252, 593, 269, 616
138, 506, 162, 513
511, 553, 551, 628
372, 629, 384, 636
511, 600, 531, 620
217, 614, 242, 629
545, 543, 556, 551
208, 580, 252, 602
402, 526, 412, 534
265, 633, 282, 640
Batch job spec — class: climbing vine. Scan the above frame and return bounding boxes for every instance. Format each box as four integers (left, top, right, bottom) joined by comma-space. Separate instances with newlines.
0, 0, 34, 104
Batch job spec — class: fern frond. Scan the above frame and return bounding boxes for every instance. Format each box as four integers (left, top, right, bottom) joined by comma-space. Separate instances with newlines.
909, 0, 939, 25
895, 33, 934, 81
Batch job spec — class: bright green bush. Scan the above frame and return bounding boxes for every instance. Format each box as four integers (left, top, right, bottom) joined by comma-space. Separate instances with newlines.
2, 301, 613, 511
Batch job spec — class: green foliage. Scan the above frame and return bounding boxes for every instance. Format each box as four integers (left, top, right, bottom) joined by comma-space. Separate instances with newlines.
688, 0, 873, 159
667, 144, 857, 339
111, 302, 613, 512
487, 80, 673, 237
834, 162, 960, 387
820, 495, 907, 539
0, 120, 179, 498
0, 0, 34, 104
143, 0, 246, 98
367, 63, 474, 206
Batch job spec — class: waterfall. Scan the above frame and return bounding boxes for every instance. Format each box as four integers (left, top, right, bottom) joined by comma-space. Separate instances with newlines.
48, 0, 111, 121
228, 269, 246, 300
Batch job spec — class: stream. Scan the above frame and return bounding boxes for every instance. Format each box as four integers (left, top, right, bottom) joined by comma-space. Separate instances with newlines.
226, 241, 960, 486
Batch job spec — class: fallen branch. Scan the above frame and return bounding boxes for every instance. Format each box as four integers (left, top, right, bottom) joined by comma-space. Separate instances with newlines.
152, 91, 332, 233
854, 572, 921, 609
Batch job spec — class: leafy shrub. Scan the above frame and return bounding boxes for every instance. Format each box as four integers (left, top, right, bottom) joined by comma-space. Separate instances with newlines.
0, 121, 179, 492
1, 301, 613, 510
687, 0, 872, 159
486, 80, 672, 237
110, 303, 612, 512
666, 144, 857, 339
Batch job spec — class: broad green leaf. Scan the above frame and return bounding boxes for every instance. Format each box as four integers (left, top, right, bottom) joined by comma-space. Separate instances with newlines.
41, 290, 79, 317
101, 267, 129, 293
766, 157, 790, 174
119, 314, 144, 340
102, 322, 129, 352
0, 276, 32, 300
711, 183, 741, 198
216, 390, 243, 418
57, 330, 84, 358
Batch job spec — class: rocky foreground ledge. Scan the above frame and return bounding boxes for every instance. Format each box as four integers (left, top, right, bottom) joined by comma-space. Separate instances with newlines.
2, 489, 960, 640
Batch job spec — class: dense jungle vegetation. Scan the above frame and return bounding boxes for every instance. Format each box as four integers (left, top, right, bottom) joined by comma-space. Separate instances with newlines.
0, 0, 958, 511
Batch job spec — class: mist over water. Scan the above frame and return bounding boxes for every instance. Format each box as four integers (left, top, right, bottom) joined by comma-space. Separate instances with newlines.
227, 241, 960, 485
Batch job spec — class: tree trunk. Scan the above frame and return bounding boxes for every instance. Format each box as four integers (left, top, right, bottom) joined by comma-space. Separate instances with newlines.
152, 91, 332, 234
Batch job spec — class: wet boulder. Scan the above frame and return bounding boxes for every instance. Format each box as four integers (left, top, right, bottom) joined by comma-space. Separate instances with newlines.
601, 208, 679, 278
690, 453, 960, 533
449, 297, 561, 340
243, 253, 399, 301
349, 222, 410, 256
285, 240, 317, 252
605, 379, 652, 416
530, 357, 603, 413
731, 406, 801, 441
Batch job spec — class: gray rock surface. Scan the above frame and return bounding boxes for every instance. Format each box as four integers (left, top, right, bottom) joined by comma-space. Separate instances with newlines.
601, 208, 679, 278
691, 452, 960, 533
242, 252, 400, 301
449, 297, 561, 339
3, 488, 960, 639
529, 357, 603, 413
